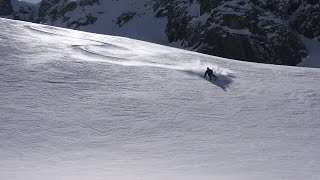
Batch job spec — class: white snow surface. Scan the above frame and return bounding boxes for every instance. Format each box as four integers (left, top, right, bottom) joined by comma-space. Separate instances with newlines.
1, 18, 320, 180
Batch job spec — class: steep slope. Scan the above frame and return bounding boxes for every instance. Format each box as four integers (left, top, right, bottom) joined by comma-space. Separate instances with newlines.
37, 0, 167, 44
1, 18, 320, 180
36, 0, 319, 66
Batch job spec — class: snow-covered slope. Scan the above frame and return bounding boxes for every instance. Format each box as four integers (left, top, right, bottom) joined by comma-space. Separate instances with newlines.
1, 18, 320, 180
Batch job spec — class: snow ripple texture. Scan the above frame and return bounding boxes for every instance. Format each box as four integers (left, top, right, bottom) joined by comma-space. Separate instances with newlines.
1, 18, 320, 180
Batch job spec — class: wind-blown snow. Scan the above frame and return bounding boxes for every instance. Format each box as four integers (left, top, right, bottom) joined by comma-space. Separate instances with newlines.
1, 18, 320, 180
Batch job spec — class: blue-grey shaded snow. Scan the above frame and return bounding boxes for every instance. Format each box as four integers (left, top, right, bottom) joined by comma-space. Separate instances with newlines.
299, 35, 320, 68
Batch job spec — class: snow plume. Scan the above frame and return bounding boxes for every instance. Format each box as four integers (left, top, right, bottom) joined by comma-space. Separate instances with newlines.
73, 42, 233, 77
74, 44, 235, 91
24, 24, 234, 77
180, 59, 234, 76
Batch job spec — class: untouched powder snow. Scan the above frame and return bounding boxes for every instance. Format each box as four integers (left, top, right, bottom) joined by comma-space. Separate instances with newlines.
1, 18, 320, 180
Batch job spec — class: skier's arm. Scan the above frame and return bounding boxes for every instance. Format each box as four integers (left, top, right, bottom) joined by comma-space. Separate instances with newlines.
204, 71, 207, 78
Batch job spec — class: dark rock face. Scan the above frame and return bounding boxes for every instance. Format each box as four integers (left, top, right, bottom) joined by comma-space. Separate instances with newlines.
290, 1, 320, 41
36, 0, 319, 65
38, 0, 99, 28
155, 0, 307, 65
0, 0, 13, 16
38, 0, 73, 23
252, 0, 320, 41
115, 12, 137, 27
252, 0, 300, 19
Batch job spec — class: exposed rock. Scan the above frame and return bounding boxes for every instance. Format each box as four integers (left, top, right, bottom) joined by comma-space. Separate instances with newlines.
38, 0, 99, 29
290, 1, 320, 41
155, 0, 307, 65
115, 11, 137, 27
0, 0, 13, 16
67, 13, 97, 29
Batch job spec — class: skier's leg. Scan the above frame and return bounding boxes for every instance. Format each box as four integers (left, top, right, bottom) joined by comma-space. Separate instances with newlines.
213, 75, 217, 80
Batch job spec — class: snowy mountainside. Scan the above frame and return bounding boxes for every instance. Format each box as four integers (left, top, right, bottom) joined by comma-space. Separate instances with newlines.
37, 0, 167, 44
36, 0, 320, 66
1, 18, 320, 180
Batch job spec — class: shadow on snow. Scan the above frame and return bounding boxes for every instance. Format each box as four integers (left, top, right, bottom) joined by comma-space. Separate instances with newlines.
184, 70, 235, 92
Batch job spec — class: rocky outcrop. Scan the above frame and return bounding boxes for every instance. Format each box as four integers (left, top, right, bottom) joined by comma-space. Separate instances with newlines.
154, 0, 307, 65
252, 0, 320, 41
290, 1, 320, 41
38, 0, 99, 29
0, 0, 13, 16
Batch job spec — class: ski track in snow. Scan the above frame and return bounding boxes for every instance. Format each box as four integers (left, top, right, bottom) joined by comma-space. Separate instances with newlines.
1, 18, 320, 180
24, 22, 235, 91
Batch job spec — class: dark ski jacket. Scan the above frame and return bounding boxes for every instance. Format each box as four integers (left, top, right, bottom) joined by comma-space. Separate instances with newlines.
204, 69, 214, 78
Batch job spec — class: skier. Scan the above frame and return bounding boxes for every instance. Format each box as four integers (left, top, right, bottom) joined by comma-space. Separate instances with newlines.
204, 67, 217, 80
